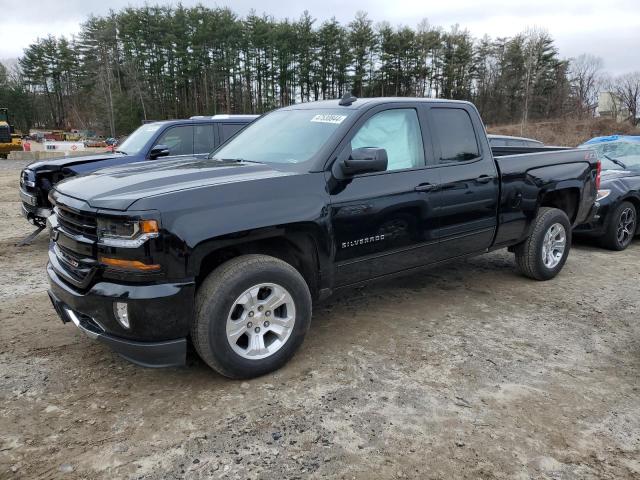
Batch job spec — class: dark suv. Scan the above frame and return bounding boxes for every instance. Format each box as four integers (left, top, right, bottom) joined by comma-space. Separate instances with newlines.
19, 115, 257, 227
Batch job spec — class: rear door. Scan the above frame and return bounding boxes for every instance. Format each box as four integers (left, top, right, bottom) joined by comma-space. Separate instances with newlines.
426, 105, 499, 259
329, 104, 441, 286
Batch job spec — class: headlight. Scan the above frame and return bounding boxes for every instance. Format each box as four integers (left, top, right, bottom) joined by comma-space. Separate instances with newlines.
97, 217, 159, 248
596, 189, 611, 202
20, 169, 35, 188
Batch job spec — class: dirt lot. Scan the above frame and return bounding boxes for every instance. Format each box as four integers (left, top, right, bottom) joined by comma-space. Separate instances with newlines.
0, 162, 639, 479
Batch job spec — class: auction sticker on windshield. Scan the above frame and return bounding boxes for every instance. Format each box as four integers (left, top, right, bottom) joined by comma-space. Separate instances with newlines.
310, 114, 347, 124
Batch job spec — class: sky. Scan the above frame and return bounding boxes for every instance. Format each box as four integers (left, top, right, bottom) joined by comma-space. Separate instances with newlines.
1, 0, 639, 75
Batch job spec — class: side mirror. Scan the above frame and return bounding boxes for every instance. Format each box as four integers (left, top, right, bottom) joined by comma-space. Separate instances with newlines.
149, 144, 170, 159
337, 147, 388, 177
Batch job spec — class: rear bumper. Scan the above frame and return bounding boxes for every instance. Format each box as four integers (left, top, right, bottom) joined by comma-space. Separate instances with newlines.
47, 262, 194, 368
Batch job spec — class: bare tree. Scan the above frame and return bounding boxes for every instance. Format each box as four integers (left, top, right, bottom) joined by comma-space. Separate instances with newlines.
520, 28, 556, 133
569, 54, 603, 116
611, 72, 640, 125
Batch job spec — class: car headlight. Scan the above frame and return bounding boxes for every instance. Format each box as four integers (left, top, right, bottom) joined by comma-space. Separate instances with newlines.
596, 189, 611, 202
97, 217, 159, 248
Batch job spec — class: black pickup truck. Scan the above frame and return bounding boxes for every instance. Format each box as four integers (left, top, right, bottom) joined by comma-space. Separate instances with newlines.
46, 97, 599, 378
19, 115, 257, 228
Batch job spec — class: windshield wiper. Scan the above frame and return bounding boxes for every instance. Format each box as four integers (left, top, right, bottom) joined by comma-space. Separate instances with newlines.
114, 150, 128, 155
603, 154, 626, 169
209, 157, 262, 164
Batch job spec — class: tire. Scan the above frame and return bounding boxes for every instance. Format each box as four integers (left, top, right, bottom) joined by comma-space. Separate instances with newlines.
191, 254, 312, 379
599, 201, 636, 251
514, 207, 571, 281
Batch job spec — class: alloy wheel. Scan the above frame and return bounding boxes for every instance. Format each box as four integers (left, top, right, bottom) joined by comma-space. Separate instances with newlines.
225, 282, 296, 360
541, 222, 566, 269
617, 207, 636, 247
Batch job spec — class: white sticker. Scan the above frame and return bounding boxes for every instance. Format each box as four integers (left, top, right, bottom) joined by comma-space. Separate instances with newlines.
311, 114, 347, 125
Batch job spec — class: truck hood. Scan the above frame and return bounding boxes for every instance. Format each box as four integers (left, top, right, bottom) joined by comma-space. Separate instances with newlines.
26, 152, 123, 173
54, 156, 296, 210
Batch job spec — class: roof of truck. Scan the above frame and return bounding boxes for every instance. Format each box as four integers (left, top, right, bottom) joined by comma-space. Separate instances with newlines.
144, 115, 258, 126
280, 97, 473, 110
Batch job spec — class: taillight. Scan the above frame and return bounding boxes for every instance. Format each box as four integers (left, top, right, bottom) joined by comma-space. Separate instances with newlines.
595, 160, 601, 190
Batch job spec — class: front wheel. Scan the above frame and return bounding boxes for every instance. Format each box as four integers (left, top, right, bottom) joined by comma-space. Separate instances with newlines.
599, 201, 636, 251
191, 254, 312, 379
514, 207, 571, 280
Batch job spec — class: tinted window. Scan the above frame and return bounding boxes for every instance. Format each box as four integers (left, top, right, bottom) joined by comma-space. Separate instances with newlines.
194, 124, 215, 154
155, 126, 193, 156
351, 109, 425, 171
220, 123, 246, 143
490, 138, 507, 146
431, 108, 479, 163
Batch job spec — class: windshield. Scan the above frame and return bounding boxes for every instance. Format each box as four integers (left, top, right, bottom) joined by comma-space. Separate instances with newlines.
116, 123, 164, 155
580, 140, 640, 171
211, 109, 352, 164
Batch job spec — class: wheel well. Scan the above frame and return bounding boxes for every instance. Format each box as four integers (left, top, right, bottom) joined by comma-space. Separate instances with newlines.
195, 235, 320, 298
540, 188, 580, 223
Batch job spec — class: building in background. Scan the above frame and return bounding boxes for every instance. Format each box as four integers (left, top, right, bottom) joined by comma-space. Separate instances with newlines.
597, 92, 630, 122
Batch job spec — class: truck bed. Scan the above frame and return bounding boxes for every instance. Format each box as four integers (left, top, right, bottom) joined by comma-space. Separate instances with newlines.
491, 145, 571, 157
494, 147, 595, 177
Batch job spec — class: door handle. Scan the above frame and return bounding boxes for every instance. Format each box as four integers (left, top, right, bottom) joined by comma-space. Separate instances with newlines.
475, 175, 494, 184
415, 183, 438, 192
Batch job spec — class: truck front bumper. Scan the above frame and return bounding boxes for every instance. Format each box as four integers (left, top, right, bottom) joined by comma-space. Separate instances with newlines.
47, 263, 194, 368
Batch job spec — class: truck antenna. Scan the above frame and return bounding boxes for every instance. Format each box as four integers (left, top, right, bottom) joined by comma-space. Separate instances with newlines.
339, 92, 357, 106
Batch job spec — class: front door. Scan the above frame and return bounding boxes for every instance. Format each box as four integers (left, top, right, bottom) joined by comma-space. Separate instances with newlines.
329, 106, 441, 287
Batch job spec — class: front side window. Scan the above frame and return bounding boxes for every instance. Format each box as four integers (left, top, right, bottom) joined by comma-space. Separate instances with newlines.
155, 126, 194, 156
350, 109, 425, 171
431, 108, 480, 163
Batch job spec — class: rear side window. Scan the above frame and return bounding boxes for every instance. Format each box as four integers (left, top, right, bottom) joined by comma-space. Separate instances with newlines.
155, 126, 194, 156
219, 123, 246, 143
431, 108, 480, 163
194, 124, 215, 154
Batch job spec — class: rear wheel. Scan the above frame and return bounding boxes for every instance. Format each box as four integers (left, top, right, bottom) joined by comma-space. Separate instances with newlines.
600, 201, 636, 251
514, 207, 571, 280
191, 254, 312, 379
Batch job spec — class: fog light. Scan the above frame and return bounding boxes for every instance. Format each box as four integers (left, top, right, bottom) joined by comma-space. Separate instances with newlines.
113, 302, 130, 329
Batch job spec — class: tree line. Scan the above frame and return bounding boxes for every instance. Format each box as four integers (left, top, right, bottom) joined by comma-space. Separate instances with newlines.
1, 5, 638, 135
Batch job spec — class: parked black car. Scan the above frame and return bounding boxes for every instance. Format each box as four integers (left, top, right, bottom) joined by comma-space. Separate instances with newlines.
19, 115, 257, 227
575, 137, 640, 250
46, 96, 599, 378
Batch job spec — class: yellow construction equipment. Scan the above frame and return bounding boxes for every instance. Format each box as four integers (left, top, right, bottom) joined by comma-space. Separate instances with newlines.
0, 108, 22, 158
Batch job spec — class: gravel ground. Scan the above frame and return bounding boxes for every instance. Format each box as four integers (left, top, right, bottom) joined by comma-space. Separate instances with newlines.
0, 165, 639, 479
